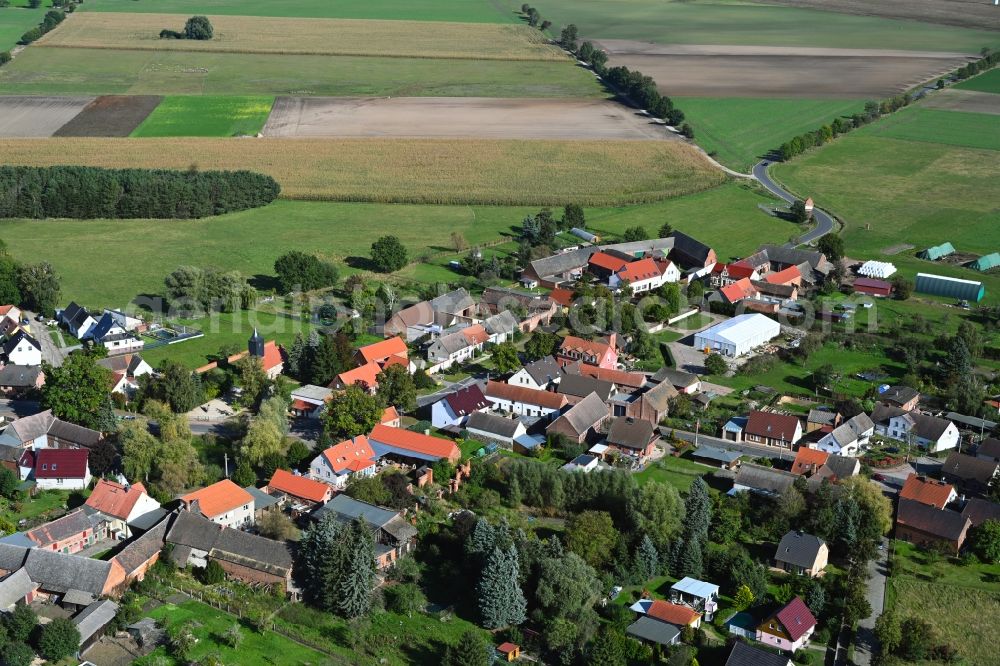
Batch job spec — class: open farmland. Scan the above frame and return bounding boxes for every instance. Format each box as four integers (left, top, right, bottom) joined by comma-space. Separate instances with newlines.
595, 42, 973, 98
0, 182, 788, 308
39, 13, 564, 61
0, 0, 47, 52
750, 0, 1000, 32
500, 0, 1000, 52
856, 106, 1000, 151
956, 68, 1000, 94
922, 89, 1000, 116
0, 96, 95, 137
0, 47, 602, 98
676, 98, 864, 170
0, 137, 725, 205
53, 95, 163, 137
83, 0, 515, 23
132, 95, 274, 137
262, 97, 671, 140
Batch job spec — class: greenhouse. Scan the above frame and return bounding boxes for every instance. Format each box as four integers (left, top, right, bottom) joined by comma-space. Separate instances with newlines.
915, 273, 985, 302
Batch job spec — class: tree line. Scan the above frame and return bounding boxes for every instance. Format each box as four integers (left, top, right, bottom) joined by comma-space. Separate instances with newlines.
780, 49, 998, 162
0, 166, 280, 220
18, 9, 64, 45
0, 240, 61, 314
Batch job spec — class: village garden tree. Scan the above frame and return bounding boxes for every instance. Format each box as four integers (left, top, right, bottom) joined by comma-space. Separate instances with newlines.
490, 341, 521, 375
273, 251, 339, 293
0, 254, 21, 306
323, 384, 384, 441
476, 544, 527, 629
141, 361, 204, 413
41, 352, 112, 430
443, 629, 491, 666
370, 235, 408, 272
16, 261, 60, 314
563, 203, 585, 230
376, 364, 417, 413
565, 510, 618, 569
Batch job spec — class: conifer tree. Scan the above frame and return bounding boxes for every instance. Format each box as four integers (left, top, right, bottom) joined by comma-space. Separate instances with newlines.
476, 545, 526, 629
336, 519, 376, 619
286, 333, 305, 378
635, 534, 659, 581
679, 537, 703, 579
683, 477, 712, 549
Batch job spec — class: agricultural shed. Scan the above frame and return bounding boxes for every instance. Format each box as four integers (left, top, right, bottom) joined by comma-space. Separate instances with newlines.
693, 314, 780, 357
857, 260, 896, 279
853, 277, 892, 297
915, 273, 985, 302
969, 253, 1000, 272
918, 242, 956, 261
571, 228, 599, 243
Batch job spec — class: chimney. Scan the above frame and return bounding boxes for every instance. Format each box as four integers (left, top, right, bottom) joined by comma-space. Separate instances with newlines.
607, 332, 617, 350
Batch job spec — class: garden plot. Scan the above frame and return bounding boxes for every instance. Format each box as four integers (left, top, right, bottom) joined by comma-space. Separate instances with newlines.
54, 95, 163, 136
0, 96, 94, 137
595, 41, 974, 98
262, 97, 673, 140
923, 89, 1000, 116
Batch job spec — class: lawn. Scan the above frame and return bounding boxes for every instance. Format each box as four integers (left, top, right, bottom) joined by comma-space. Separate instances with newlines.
141, 309, 312, 369
773, 119, 1000, 303
41, 13, 562, 61
141, 599, 335, 666
955, 67, 1000, 94
131, 96, 274, 137
0, 489, 74, 530
0, 137, 725, 206
856, 106, 1000, 152
0, 47, 602, 98
888, 541, 1000, 666
500, 0, 1000, 52
0, 0, 47, 52
676, 97, 865, 171
83, 0, 516, 23
634, 455, 711, 492
706, 343, 908, 398
0, 182, 793, 308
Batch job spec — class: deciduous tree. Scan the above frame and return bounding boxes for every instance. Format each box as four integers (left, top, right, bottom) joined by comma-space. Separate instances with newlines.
376, 364, 416, 412
41, 352, 112, 429
370, 235, 408, 273
490, 341, 520, 375
565, 510, 618, 569
323, 385, 384, 441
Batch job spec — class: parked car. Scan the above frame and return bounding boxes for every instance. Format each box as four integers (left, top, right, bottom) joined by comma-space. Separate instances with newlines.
872, 473, 887, 482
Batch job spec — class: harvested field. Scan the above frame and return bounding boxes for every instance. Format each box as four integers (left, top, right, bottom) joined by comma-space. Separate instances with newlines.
752, 0, 1000, 32
53, 95, 162, 137
0, 47, 602, 98
0, 138, 725, 205
262, 97, 671, 140
39, 13, 563, 61
923, 89, 1000, 116
596, 41, 974, 98
0, 96, 95, 137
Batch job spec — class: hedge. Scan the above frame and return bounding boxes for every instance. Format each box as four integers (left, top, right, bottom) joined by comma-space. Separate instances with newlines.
0, 166, 280, 219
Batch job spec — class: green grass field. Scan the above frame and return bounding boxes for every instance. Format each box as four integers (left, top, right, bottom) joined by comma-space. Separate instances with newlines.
84, 0, 515, 23
131, 95, 274, 137
0, 47, 602, 97
0, 182, 791, 307
678, 98, 865, 171
857, 106, 1000, 152
888, 541, 1000, 666
141, 600, 332, 666
955, 67, 1000, 94
773, 116, 1000, 303
501, 0, 1000, 52
0, 1, 48, 52
635, 455, 711, 492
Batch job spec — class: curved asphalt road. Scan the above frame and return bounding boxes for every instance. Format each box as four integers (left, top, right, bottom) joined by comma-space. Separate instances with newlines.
752, 160, 836, 246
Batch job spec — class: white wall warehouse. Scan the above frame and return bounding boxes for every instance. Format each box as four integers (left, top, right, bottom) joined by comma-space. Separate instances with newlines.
693, 313, 780, 357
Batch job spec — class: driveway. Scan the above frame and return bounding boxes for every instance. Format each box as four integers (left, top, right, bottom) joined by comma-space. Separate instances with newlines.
659, 426, 797, 463
752, 160, 836, 245
23, 311, 78, 366
853, 537, 890, 666
415, 375, 482, 409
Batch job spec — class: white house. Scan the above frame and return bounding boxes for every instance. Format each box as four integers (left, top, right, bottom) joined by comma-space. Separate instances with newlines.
27, 448, 92, 490
180, 480, 255, 529
3, 330, 41, 366
609, 258, 679, 293
84, 479, 162, 539
103, 309, 143, 331
881, 411, 960, 453
692, 313, 780, 357
58, 302, 97, 339
465, 411, 527, 449
426, 325, 488, 372
814, 413, 875, 457
430, 384, 490, 429
87, 312, 144, 354
482, 311, 519, 344
309, 435, 377, 489
484, 380, 568, 419
97, 353, 154, 396
509, 356, 564, 391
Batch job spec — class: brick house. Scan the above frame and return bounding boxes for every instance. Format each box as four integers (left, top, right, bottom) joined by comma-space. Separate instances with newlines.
744, 411, 802, 449
895, 498, 971, 554
180, 480, 255, 529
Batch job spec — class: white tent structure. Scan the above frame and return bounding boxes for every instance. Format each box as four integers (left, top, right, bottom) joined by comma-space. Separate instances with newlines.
857, 261, 896, 279
693, 313, 780, 357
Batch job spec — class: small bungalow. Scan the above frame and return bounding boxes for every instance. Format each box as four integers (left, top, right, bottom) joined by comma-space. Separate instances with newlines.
464, 411, 526, 449
289, 384, 333, 418
0, 365, 44, 395
625, 616, 680, 649
430, 384, 490, 429
691, 445, 743, 470
368, 424, 461, 464
732, 464, 798, 498
669, 577, 720, 621
629, 598, 701, 628
496, 642, 521, 662
756, 596, 817, 653
604, 416, 658, 462
774, 531, 828, 577
484, 380, 568, 420
743, 411, 802, 449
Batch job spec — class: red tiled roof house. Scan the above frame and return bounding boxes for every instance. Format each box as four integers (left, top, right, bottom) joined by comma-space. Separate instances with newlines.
744, 411, 803, 449
181, 480, 255, 530
266, 469, 334, 508
309, 435, 377, 489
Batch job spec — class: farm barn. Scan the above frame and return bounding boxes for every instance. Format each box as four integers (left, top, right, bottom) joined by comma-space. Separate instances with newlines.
693, 313, 780, 357
915, 273, 985, 302
853, 277, 892, 297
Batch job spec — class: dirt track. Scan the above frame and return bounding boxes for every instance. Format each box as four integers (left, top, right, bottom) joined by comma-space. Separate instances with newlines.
923, 89, 1000, 115
0, 96, 94, 137
751, 0, 1000, 31
595, 41, 975, 98
262, 97, 673, 140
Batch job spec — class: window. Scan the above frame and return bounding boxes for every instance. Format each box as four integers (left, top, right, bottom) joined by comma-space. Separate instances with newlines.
42, 464, 47, 470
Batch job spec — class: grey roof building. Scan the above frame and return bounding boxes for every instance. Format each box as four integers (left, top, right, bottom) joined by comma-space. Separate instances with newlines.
23, 548, 115, 596
465, 411, 524, 441
558, 374, 614, 402
626, 615, 681, 647
0, 365, 43, 390
0, 569, 37, 610
547, 392, 610, 443
732, 464, 797, 497
725, 641, 792, 666
774, 531, 828, 575
519, 356, 564, 387
73, 599, 119, 649
4, 410, 102, 449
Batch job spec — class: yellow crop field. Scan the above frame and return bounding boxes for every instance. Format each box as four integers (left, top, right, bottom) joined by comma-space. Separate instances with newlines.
37, 13, 566, 61
0, 138, 726, 205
